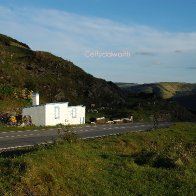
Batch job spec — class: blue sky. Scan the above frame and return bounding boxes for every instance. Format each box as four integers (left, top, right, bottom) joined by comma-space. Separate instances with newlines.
0, 0, 196, 83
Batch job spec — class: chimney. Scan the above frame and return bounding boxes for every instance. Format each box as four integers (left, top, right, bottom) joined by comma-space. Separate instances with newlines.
32, 93, 39, 106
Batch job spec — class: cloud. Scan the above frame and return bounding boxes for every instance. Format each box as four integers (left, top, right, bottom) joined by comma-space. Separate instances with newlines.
153, 60, 161, 65
1, 5, 196, 55
0, 5, 195, 82
135, 51, 156, 56
174, 50, 182, 53
186, 66, 196, 70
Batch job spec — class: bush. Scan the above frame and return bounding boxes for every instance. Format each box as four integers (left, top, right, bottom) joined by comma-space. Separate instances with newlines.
56, 125, 78, 143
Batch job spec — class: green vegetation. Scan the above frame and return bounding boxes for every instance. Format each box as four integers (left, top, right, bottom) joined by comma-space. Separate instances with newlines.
0, 99, 30, 114
0, 34, 30, 50
0, 33, 124, 114
117, 82, 196, 99
117, 82, 196, 115
0, 123, 195, 195
115, 82, 138, 88
0, 124, 49, 132
105, 94, 195, 121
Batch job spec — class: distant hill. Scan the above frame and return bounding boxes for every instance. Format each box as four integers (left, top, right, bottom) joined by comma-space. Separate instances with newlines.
116, 82, 196, 99
115, 82, 138, 88
117, 82, 196, 113
0, 34, 124, 113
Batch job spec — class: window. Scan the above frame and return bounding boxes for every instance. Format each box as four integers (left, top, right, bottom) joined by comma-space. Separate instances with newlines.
80, 117, 85, 124
72, 108, 77, 118
54, 106, 60, 119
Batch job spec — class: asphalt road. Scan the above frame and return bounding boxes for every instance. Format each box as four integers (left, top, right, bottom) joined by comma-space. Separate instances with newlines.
0, 122, 172, 151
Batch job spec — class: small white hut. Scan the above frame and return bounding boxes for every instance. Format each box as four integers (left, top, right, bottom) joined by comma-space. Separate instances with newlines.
22, 93, 85, 126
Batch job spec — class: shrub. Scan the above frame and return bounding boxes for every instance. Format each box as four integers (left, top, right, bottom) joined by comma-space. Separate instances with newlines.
57, 125, 78, 143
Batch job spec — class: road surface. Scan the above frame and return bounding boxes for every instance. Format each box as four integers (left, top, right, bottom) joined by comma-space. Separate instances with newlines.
0, 122, 172, 151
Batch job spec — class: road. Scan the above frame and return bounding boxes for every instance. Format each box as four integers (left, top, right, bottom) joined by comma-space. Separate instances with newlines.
0, 122, 172, 151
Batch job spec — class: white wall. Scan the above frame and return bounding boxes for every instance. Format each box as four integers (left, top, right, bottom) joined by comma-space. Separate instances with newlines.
66, 106, 85, 125
45, 103, 68, 126
22, 105, 45, 126
22, 103, 85, 126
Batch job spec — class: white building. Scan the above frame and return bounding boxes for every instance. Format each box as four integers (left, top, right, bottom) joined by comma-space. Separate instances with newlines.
22, 93, 85, 126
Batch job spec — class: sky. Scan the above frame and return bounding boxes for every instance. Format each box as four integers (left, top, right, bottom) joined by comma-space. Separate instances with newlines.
0, 0, 196, 83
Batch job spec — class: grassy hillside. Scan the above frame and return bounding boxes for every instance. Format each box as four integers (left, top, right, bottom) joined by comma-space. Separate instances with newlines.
117, 82, 196, 114
0, 34, 30, 50
117, 82, 196, 99
0, 123, 195, 195
174, 94, 196, 114
0, 34, 124, 113
115, 82, 138, 88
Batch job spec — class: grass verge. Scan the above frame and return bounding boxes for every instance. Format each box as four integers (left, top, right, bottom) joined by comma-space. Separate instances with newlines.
0, 122, 195, 195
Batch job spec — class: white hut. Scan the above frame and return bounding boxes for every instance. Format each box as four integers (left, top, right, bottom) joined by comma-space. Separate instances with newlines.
22, 93, 85, 126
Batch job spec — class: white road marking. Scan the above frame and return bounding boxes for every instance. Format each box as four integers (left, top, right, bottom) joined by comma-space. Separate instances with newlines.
0, 145, 34, 151
0, 133, 40, 138
0, 123, 170, 149
0, 140, 54, 151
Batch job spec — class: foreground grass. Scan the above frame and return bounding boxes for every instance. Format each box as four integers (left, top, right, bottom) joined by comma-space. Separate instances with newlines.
0, 123, 195, 195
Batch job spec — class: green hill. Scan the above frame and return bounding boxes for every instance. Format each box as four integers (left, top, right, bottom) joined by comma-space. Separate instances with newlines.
0, 34, 30, 50
117, 82, 196, 99
117, 82, 196, 113
0, 34, 124, 113
115, 82, 138, 88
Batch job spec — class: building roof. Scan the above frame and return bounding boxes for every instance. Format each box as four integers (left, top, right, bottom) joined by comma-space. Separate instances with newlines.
23, 102, 85, 109
23, 102, 69, 109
